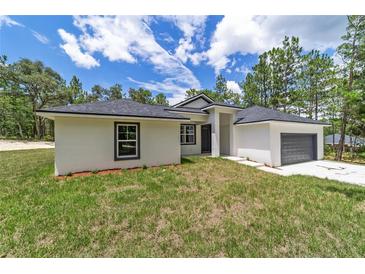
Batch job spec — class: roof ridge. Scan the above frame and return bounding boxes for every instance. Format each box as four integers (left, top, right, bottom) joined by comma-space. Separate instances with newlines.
171, 92, 215, 107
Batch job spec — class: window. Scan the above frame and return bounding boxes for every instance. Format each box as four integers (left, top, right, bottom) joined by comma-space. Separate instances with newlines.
180, 124, 196, 145
114, 122, 140, 160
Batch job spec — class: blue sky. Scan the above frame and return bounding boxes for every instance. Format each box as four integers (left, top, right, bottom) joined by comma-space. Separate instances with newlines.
0, 15, 347, 103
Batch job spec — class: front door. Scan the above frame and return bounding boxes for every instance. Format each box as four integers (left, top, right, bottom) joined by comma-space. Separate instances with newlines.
201, 124, 212, 153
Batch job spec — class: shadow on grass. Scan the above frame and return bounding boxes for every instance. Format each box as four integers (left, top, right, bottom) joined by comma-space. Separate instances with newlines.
318, 185, 365, 202
181, 157, 195, 165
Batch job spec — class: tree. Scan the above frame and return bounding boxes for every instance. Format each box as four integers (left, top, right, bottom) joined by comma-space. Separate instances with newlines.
154, 93, 169, 106
10, 59, 66, 138
253, 52, 272, 107
242, 73, 259, 107
108, 83, 123, 101
186, 88, 217, 101
67, 75, 87, 104
270, 36, 302, 112
185, 75, 242, 105
128, 88, 154, 104
299, 50, 335, 119
89, 84, 108, 102
214, 74, 229, 99
335, 15, 365, 160
241, 52, 272, 108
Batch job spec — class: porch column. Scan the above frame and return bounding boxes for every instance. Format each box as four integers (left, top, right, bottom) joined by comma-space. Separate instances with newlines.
229, 112, 235, 156
211, 110, 220, 157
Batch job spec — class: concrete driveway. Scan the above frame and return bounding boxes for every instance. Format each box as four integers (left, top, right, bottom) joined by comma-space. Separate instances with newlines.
223, 156, 365, 186
277, 160, 365, 186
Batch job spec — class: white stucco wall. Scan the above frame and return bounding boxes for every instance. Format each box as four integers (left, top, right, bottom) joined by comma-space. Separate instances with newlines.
233, 121, 325, 167
54, 117, 181, 175
269, 121, 324, 167
234, 123, 272, 165
219, 113, 231, 155
181, 124, 202, 155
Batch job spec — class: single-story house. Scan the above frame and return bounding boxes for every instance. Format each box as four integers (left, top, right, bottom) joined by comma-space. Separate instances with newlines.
36, 93, 329, 176
325, 134, 365, 147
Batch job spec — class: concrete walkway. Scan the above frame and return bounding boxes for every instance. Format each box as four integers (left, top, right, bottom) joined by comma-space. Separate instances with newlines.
0, 140, 54, 151
223, 156, 365, 186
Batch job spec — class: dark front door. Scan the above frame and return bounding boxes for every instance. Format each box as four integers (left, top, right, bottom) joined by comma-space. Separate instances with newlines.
201, 124, 212, 153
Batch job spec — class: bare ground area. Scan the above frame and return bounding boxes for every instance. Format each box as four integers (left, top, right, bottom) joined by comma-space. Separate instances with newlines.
0, 140, 54, 151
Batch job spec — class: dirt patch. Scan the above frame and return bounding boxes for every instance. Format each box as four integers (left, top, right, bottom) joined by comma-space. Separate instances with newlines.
56, 168, 122, 179
37, 234, 54, 247
156, 219, 169, 233
206, 207, 225, 227
178, 185, 199, 193
355, 201, 365, 213
98, 169, 122, 175
56, 164, 180, 179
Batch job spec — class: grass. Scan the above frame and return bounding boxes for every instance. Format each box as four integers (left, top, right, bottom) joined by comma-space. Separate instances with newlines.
0, 149, 365, 257
325, 150, 365, 165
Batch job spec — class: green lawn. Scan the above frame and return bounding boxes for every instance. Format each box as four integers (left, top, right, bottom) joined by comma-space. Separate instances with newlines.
0, 149, 365, 257
325, 151, 365, 165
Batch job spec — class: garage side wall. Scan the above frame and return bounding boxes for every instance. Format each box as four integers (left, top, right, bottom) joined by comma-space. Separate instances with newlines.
270, 122, 324, 167
234, 123, 272, 165
54, 117, 181, 175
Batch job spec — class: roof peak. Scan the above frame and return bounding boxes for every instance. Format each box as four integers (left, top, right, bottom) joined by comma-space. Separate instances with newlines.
172, 92, 215, 108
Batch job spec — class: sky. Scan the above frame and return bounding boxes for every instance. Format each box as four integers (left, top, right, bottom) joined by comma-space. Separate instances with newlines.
0, 15, 347, 104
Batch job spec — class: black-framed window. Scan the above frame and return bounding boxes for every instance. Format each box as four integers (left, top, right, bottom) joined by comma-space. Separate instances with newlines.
180, 124, 196, 145
114, 122, 140, 160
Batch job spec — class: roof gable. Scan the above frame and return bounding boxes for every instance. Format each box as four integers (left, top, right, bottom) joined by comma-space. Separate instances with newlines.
172, 93, 214, 108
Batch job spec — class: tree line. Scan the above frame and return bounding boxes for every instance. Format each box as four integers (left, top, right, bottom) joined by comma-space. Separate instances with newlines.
0, 57, 169, 140
1, 16, 364, 161
187, 16, 365, 160
245, 16, 365, 161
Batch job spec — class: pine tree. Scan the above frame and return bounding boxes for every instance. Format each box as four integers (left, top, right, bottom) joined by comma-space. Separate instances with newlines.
335, 15, 365, 160
154, 93, 169, 106
108, 83, 123, 100
67, 76, 86, 104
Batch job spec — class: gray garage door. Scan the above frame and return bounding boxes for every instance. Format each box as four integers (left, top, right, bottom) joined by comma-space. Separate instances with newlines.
281, 133, 317, 165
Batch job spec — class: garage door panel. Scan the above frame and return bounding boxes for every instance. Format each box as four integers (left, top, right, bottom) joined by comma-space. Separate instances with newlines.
281, 134, 317, 165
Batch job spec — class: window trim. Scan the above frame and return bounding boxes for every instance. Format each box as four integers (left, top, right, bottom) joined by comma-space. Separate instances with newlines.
114, 122, 140, 161
180, 124, 196, 145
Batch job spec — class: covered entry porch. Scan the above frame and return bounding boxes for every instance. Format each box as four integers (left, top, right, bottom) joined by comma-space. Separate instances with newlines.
180, 107, 237, 157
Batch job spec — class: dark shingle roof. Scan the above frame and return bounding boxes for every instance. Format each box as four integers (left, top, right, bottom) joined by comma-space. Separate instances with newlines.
37, 99, 189, 120
235, 106, 330, 125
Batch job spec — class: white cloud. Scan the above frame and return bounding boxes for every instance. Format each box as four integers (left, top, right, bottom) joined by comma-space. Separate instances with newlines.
58, 28, 100, 69
0, 16, 23, 28
61, 16, 200, 102
205, 15, 347, 73
175, 38, 194, 63
31, 30, 49, 44
159, 32, 174, 43
128, 77, 188, 105
160, 16, 207, 65
226, 80, 241, 94
235, 65, 252, 76
332, 52, 345, 68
